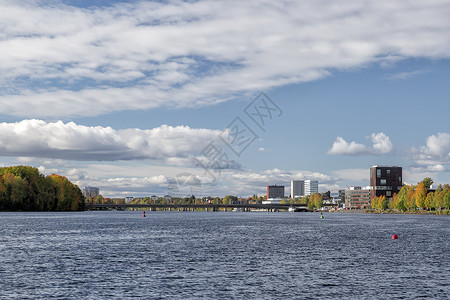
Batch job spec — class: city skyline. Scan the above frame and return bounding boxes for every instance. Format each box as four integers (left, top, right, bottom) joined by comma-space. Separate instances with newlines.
0, 1, 449, 197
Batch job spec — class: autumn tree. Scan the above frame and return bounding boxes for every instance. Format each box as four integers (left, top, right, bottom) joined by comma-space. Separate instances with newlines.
414, 182, 427, 209
406, 185, 416, 210
0, 166, 85, 211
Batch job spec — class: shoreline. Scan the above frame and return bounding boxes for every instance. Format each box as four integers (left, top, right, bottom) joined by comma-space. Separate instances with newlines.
330, 209, 449, 215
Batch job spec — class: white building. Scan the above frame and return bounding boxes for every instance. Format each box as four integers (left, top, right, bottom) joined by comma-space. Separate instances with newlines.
291, 180, 304, 198
304, 180, 318, 196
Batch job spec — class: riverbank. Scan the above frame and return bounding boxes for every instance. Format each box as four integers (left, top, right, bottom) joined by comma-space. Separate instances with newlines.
330, 209, 450, 215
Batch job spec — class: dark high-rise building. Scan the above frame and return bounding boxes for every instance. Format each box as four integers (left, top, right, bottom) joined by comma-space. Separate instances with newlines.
369, 166, 402, 199
267, 185, 284, 199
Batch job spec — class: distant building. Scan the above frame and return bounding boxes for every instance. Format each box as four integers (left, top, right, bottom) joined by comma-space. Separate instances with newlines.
304, 180, 318, 196
83, 186, 99, 198
345, 186, 371, 209
369, 166, 402, 199
330, 190, 346, 206
164, 195, 172, 201
339, 189, 346, 200
151, 195, 159, 201
267, 185, 284, 199
125, 196, 134, 202
291, 180, 304, 198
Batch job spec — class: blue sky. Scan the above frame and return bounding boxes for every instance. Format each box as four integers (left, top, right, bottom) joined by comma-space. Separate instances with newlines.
0, 0, 449, 197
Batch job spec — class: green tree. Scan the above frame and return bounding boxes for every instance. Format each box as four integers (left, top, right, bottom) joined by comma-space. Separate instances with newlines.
425, 192, 434, 210
394, 186, 409, 211
421, 177, 433, 190
444, 190, 450, 209
223, 195, 237, 204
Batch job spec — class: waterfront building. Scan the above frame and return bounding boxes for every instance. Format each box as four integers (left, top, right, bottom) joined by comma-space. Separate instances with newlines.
290, 180, 304, 198
83, 186, 99, 198
267, 185, 284, 199
125, 196, 134, 202
330, 190, 345, 206
344, 186, 371, 209
369, 166, 402, 199
339, 189, 346, 200
304, 180, 318, 196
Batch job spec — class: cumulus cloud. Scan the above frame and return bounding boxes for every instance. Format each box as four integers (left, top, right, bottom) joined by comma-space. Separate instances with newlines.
412, 132, 450, 167
0, 119, 225, 164
371, 133, 393, 154
0, 1, 450, 117
31, 158, 338, 197
328, 132, 393, 155
327, 137, 369, 155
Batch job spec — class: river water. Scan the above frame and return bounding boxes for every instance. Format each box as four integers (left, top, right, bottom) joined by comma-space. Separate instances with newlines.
0, 211, 448, 299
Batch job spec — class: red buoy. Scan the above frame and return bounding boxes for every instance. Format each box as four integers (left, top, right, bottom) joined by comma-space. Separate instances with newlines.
143, 211, 146, 218
392, 234, 398, 239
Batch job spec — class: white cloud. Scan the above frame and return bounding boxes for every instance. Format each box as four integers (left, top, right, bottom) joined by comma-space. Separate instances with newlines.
327, 132, 393, 155
371, 132, 393, 154
411, 132, 450, 168
0, 1, 449, 117
327, 137, 369, 155
0, 119, 224, 164
30, 157, 339, 197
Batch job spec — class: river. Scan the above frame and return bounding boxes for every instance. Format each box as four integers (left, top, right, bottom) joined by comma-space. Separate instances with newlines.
1, 211, 449, 299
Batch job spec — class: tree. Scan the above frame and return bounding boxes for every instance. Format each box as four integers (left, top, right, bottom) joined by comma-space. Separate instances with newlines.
425, 192, 434, 210
379, 195, 388, 210
223, 195, 237, 204
414, 182, 427, 209
371, 196, 379, 210
394, 186, 409, 211
444, 189, 450, 209
406, 185, 416, 210
0, 166, 84, 211
371, 196, 387, 210
434, 190, 444, 211
421, 177, 433, 190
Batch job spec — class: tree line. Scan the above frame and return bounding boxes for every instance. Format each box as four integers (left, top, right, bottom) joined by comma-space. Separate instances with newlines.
371, 178, 450, 212
0, 166, 85, 211
280, 193, 323, 209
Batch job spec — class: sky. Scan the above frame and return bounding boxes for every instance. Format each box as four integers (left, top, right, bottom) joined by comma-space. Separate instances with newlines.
0, 0, 449, 198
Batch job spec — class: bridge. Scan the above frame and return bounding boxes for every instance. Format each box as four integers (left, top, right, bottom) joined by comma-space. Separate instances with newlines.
89, 203, 311, 212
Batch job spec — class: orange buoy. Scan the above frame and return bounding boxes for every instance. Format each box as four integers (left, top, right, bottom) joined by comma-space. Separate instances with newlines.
392, 234, 398, 239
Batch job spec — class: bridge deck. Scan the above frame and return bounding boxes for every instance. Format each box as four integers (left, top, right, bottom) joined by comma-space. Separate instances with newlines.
89, 203, 314, 210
